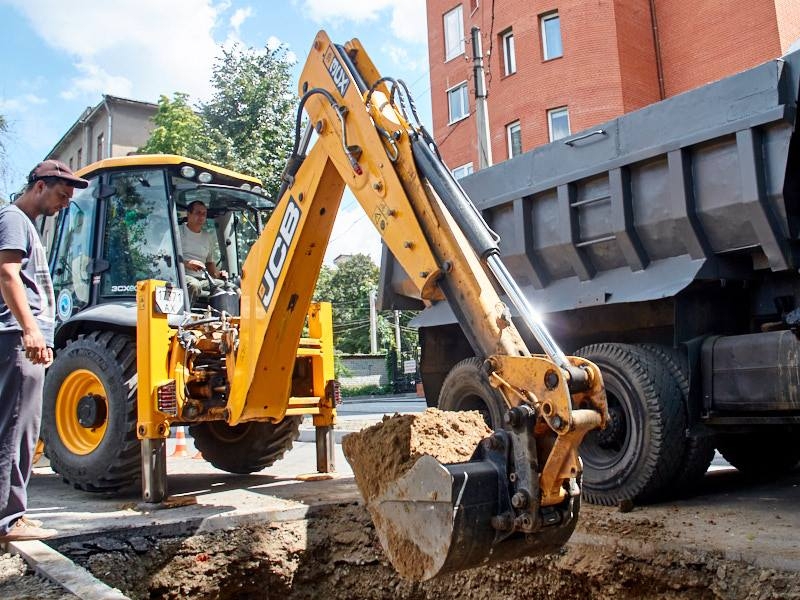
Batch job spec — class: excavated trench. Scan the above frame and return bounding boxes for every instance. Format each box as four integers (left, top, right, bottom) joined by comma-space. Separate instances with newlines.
47, 502, 800, 600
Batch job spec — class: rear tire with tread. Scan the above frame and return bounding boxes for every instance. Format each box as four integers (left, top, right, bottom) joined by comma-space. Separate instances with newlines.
575, 343, 686, 505
189, 418, 302, 474
638, 344, 715, 494
437, 357, 506, 431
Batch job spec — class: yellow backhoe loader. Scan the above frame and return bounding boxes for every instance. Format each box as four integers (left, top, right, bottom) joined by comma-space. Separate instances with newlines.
42, 31, 607, 579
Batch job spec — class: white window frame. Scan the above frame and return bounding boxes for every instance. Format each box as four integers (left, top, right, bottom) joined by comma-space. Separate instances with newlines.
541, 12, 563, 61
502, 29, 516, 76
452, 163, 474, 180
547, 107, 570, 141
444, 5, 465, 62
447, 81, 470, 124
506, 120, 522, 159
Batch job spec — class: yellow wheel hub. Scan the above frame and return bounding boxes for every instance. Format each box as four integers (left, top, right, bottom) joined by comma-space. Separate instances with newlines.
56, 369, 108, 455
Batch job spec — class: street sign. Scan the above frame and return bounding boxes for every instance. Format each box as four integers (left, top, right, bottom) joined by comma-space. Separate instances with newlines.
403, 359, 417, 374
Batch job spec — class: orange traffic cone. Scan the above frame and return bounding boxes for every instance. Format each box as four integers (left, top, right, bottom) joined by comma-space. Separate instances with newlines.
171, 426, 189, 457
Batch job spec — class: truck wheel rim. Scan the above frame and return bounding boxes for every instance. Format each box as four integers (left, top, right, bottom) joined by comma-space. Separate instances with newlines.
56, 369, 109, 455
581, 393, 629, 469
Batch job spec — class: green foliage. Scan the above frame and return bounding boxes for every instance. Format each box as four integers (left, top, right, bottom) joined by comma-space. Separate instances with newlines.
340, 383, 391, 398
201, 43, 296, 199
140, 93, 213, 159
314, 254, 383, 354
140, 42, 295, 198
313, 253, 418, 357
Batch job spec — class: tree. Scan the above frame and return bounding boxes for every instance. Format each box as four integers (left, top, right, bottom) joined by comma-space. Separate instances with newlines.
313, 254, 419, 359
314, 254, 386, 354
201, 43, 296, 199
139, 93, 214, 160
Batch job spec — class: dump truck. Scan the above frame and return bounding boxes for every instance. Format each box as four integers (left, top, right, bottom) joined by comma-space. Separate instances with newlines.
35, 30, 608, 579
380, 48, 800, 506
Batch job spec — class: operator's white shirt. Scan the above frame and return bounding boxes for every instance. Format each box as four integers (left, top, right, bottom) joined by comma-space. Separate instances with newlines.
180, 223, 214, 264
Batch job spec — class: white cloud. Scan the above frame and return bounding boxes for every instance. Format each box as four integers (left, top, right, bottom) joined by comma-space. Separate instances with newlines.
300, 0, 427, 44
59, 62, 133, 100
0, 94, 47, 112
230, 6, 252, 33
5, 0, 229, 103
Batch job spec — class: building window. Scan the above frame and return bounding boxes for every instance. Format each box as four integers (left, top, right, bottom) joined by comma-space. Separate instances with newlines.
452, 163, 474, 180
444, 5, 465, 61
548, 107, 570, 141
541, 12, 563, 60
97, 132, 104, 161
502, 29, 516, 76
507, 121, 522, 158
77, 148, 83, 169
447, 82, 469, 123
69, 158, 73, 170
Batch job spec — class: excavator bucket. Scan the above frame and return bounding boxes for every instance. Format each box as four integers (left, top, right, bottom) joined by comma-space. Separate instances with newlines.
365, 428, 581, 581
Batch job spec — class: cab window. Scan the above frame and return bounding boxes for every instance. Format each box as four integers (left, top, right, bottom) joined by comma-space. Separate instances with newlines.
100, 169, 177, 297
50, 179, 97, 320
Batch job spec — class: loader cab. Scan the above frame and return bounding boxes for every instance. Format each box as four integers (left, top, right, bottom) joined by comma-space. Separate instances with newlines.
42, 155, 270, 335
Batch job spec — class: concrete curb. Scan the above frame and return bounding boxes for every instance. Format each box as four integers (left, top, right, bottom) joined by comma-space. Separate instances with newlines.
297, 428, 361, 443
7, 539, 130, 599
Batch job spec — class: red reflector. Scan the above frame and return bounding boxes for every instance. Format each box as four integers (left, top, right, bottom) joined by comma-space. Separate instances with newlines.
326, 380, 342, 406
157, 381, 178, 416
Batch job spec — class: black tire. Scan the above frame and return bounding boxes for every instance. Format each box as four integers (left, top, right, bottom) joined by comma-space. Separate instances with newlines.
716, 430, 800, 477
638, 344, 715, 493
575, 343, 686, 505
189, 417, 302, 474
42, 331, 139, 492
437, 357, 506, 430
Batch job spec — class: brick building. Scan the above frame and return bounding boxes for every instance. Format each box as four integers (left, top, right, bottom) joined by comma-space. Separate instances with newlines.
426, 0, 800, 173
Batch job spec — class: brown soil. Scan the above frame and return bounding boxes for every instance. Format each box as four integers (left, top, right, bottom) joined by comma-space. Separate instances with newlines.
341, 408, 491, 503
39, 502, 800, 600
341, 408, 492, 580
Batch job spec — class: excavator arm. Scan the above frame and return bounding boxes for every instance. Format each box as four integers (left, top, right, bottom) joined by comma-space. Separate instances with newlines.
228, 31, 608, 579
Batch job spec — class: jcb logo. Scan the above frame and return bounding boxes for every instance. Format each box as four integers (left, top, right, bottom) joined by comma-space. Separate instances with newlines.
259, 198, 301, 312
324, 45, 350, 98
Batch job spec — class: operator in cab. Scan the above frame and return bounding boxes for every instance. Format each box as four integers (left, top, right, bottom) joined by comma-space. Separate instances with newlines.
181, 200, 227, 304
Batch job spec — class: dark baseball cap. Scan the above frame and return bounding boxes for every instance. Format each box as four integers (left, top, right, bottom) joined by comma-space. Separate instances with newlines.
28, 159, 89, 189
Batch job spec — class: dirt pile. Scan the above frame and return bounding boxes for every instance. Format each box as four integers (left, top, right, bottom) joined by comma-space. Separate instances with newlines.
341, 408, 491, 503
341, 408, 491, 580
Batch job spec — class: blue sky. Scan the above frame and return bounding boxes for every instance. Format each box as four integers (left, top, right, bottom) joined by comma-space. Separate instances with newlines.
0, 0, 432, 263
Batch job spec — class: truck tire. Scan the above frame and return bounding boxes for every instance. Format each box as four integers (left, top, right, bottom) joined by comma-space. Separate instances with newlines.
189, 417, 302, 474
638, 344, 715, 493
42, 332, 139, 492
437, 357, 506, 430
716, 430, 800, 477
575, 343, 686, 505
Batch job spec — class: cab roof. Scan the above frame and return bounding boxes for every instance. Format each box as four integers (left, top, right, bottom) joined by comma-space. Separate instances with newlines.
75, 154, 262, 186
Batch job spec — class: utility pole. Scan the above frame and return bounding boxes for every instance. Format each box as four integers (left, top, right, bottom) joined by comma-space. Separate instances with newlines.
394, 310, 402, 359
471, 26, 493, 170
369, 290, 378, 354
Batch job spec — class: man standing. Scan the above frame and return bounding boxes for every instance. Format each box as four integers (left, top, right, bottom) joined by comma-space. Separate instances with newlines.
0, 160, 87, 541
181, 199, 227, 304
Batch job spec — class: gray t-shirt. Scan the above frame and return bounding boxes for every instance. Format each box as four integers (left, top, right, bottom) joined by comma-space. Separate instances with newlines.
0, 205, 55, 346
